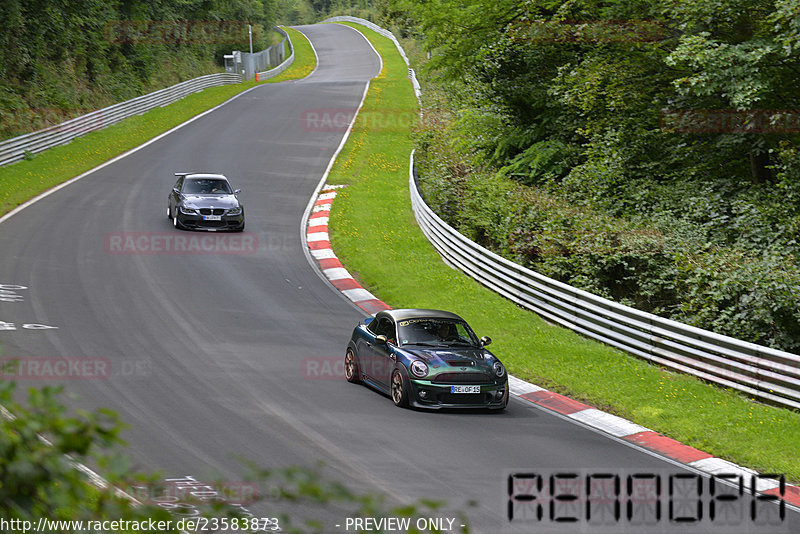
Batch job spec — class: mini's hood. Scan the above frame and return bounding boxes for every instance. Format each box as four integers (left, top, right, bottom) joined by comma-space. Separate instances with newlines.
401, 346, 496, 370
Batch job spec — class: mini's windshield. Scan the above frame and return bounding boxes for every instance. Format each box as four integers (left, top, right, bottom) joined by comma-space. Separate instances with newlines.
182, 178, 232, 194
396, 318, 478, 347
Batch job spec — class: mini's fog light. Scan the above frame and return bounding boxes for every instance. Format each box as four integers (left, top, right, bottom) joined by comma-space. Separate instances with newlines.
496, 390, 505, 400
419, 390, 429, 399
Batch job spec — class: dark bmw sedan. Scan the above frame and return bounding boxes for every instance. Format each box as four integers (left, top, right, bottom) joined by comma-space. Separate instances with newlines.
345, 309, 509, 410
167, 172, 245, 231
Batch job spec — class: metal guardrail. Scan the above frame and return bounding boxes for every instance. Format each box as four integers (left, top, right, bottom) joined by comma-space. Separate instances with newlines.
256, 27, 295, 81
409, 150, 800, 411
321, 15, 800, 411
0, 73, 241, 167
322, 16, 421, 101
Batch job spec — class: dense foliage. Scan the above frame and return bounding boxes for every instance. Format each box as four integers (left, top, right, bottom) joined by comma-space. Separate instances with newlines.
0, 380, 460, 532
380, 0, 800, 352
0, 0, 288, 139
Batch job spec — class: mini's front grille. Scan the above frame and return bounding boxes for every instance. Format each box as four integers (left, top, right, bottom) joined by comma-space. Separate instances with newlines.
440, 393, 488, 404
432, 372, 492, 384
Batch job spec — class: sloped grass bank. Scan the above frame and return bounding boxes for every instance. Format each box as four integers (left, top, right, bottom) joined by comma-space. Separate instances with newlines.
326, 22, 800, 482
0, 27, 315, 217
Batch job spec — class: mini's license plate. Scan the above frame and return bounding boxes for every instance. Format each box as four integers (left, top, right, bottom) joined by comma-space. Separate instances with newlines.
203, 215, 222, 221
451, 385, 480, 394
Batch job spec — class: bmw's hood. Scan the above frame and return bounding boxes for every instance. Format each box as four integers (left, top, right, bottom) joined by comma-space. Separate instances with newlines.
402, 347, 495, 369
182, 194, 240, 209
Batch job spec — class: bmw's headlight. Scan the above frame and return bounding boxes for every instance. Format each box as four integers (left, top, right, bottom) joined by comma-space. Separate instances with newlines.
493, 361, 506, 378
227, 207, 242, 215
179, 206, 197, 214
409, 360, 428, 378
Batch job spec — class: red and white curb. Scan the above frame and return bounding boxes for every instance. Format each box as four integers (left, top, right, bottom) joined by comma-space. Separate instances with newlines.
304, 185, 800, 509
507, 376, 798, 505
305, 185, 391, 315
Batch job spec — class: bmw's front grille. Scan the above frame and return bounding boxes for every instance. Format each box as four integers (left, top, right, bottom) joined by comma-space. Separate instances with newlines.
433, 372, 492, 384
199, 208, 226, 215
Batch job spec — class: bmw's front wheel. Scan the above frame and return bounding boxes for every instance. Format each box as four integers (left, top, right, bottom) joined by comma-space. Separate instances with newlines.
391, 370, 409, 408
344, 349, 360, 383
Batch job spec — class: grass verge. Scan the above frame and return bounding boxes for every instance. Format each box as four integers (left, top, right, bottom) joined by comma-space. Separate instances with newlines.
326, 22, 800, 482
0, 26, 315, 217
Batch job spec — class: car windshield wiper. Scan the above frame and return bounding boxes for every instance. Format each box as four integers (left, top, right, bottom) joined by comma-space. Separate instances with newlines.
404, 342, 438, 347
446, 341, 476, 347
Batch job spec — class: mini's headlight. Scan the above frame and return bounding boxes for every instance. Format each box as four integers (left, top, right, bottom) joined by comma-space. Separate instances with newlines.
227, 207, 242, 215
409, 360, 428, 378
179, 206, 197, 214
493, 361, 506, 378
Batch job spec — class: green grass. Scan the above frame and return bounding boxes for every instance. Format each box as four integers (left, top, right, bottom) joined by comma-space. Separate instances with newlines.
326, 22, 800, 482
0, 26, 315, 217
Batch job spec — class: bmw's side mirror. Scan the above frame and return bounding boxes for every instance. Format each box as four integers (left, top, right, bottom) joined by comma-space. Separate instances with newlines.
480, 336, 492, 347
375, 335, 388, 345
173, 187, 180, 194
234, 188, 242, 194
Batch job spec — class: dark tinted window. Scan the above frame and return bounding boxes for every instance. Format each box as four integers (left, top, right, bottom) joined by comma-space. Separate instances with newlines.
182, 178, 232, 194
375, 318, 396, 343
397, 318, 478, 347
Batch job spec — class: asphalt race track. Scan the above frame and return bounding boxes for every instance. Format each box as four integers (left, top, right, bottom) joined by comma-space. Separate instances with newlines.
1, 24, 797, 533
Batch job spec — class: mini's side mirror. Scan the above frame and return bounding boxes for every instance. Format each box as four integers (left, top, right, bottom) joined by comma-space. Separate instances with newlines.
375, 335, 388, 345
234, 188, 242, 194
480, 336, 492, 347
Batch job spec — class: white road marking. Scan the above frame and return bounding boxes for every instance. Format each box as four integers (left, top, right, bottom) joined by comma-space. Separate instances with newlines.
341, 288, 375, 302
689, 457, 781, 492
569, 409, 650, 438
311, 248, 337, 260
508, 374, 544, 396
323, 268, 352, 281
306, 232, 330, 242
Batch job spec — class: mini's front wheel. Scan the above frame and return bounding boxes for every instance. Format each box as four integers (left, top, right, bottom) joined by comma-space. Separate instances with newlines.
391, 370, 409, 408
345, 349, 360, 383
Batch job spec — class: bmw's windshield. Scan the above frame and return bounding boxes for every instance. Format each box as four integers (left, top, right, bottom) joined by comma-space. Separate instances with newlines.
182, 178, 232, 194
396, 318, 479, 347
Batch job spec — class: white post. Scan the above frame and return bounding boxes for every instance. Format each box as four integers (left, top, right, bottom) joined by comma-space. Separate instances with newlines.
249, 25, 253, 54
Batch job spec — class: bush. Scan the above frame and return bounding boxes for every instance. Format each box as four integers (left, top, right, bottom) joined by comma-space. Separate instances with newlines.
415, 130, 800, 352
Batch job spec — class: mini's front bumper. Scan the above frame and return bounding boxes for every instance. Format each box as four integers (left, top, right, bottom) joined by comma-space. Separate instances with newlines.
407, 378, 509, 410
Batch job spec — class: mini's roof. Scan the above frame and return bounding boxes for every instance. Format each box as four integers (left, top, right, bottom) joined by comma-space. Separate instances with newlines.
175, 172, 229, 180
377, 308, 465, 322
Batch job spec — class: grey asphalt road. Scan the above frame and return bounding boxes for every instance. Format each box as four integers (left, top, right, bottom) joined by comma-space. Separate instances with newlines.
0, 23, 795, 534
